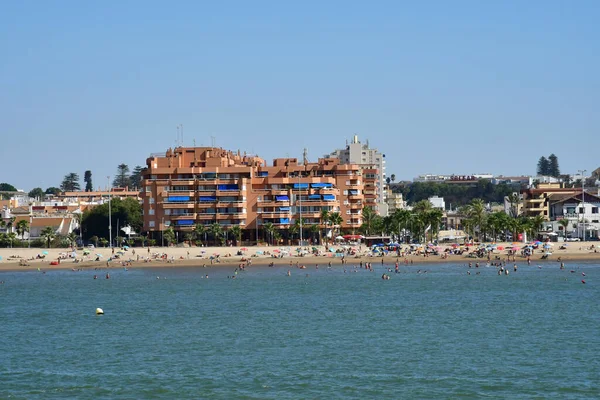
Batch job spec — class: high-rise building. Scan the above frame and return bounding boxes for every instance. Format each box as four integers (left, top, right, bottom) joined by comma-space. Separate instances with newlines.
141, 146, 365, 243
325, 135, 387, 216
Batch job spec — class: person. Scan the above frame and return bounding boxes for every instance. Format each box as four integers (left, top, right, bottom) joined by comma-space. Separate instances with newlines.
106, 273, 110, 279
148, 247, 150, 254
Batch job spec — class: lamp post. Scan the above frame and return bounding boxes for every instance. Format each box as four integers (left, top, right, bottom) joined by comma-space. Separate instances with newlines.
161, 217, 165, 247
298, 174, 303, 246
578, 169, 587, 241
107, 176, 112, 248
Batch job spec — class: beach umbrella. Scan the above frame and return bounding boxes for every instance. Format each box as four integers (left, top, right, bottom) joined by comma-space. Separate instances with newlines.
241, 247, 248, 251
273, 249, 280, 253
497, 246, 504, 250
543, 244, 552, 249
511, 246, 519, 251
123, 245, 129, 249
42, 251, 49, 255
95, 254, 103, 258
452, 243, 459, 248
335, 236, 344, 241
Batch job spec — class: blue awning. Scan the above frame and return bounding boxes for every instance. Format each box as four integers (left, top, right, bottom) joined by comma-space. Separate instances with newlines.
349, 190, 359, 195
279, 207, 290, 211
199, 196, 217, 202
257, 171, 268, 177
308, 195, 321, 200
177, 220, 194, 226
311, 183, 332, 188
168, 196, 190, 202
217, 184, 239, 191
323, 194, 335, 201
293, 183, 309, 189
279, 218, 290, 224
275, 195, 289, 201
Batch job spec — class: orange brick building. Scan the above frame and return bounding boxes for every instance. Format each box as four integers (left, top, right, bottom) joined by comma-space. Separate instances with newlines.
141, 147, 366, 243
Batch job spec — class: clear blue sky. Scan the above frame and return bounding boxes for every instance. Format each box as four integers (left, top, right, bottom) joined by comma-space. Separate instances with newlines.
1, 0, 599, 191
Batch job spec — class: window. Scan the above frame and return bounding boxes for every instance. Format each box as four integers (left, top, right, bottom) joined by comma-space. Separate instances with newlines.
149, 197, 155, 204
592, 207, 598, 214
149, 209, 155, 215
149, 220, 155, 228
579, 207, 584, 214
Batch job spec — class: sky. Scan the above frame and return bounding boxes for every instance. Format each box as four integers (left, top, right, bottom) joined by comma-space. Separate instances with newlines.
1, 0, 599, 191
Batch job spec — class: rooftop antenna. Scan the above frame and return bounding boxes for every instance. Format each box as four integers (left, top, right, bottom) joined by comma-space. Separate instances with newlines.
211, 135, 216, 147
176, 125, 180, 147
180, 124, 184, 146
303, 147, 308, 165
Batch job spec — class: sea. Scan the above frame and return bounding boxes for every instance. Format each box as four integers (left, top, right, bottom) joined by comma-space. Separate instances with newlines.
1, 261, 599, 399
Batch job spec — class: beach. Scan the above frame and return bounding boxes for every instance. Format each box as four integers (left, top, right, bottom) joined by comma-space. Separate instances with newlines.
1, 241, 600, 272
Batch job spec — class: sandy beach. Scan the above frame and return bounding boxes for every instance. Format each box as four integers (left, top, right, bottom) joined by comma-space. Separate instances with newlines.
1, 241, 600, 272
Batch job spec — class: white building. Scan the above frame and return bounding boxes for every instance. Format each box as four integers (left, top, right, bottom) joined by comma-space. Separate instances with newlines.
428, 196, 446, 210
548, 192, 600, 240
325, 134, 388, 216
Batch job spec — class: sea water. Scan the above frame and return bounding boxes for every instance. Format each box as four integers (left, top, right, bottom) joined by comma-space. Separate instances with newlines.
1, 262, 599, 399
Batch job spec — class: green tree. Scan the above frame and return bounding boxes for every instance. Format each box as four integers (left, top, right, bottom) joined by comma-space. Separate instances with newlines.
45, 187, 61, 195
464, 198, 487, 241
81, 198, 142, 241
328, 212, 343, 238
360, 206, 378, 236
229, 225, 242, 245
90, 235, 99, 247
60, 173, 80, 191
558, 219, 569, 239
0, 183, 18, 192
84, 170, 93, 192
163, 227, 176, 245
41, 226, 56, 248
537, 156, 550, 176
193, 224, 207, 244
208, 223, 223, 246
548, 154, 560, 178
113, 164, 131, 188
130, 166, 145, 189
15, 219, 29, 240
319, 209, 330, 245
263, 222, 275, 245
390, 174, 396, 183
28, 187, 45, 199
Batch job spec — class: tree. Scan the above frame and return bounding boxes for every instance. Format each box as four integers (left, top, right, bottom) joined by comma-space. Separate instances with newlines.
263, 222, 275, 245
360, 206, 378, 236
558, 219, 570, 238
163, 227, 176, 246
193, 224, 207, 245
229, 225, 242, 245
45, 187, 61, 196
548, 154, 560, 178
320, 209, 330, 245
208, 223, 224, 246
537, 156, 550, 176
0, 183, 18, 192
506, 193, 521, 218
41, 226, 56, 248
84, 170, 93, 192
328, 212, 343, 238
15, 220, 29, 240
81, 198, 142, 241
113, 164, 131, 188
60, 173, 80, 191
28, 187, 44, 199
390, 174, 396, 183
464, 198, 487, 241
130, 166, 145, 189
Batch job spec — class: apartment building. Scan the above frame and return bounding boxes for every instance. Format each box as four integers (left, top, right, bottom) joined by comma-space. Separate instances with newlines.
141, 147, 365, 242
325, 135, 387, 216
521, 183, 581, 220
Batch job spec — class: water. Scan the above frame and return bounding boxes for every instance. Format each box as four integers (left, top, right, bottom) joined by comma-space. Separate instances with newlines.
1, 262, 599, 399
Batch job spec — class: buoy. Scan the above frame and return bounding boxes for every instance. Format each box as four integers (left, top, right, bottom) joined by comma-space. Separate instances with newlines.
96, 308, 104, 315
581, 280, 586, 284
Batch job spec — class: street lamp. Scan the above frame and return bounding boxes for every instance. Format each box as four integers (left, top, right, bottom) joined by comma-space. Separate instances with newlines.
298, 174, 303, 246
578, 169, 587, 241
107, 176, 112, 248
161, 217, 165, 247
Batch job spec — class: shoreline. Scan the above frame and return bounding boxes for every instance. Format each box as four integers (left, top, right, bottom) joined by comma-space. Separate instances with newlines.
1, 243, 600, 272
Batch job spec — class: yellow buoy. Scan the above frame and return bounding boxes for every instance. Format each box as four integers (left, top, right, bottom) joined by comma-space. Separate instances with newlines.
96, 308, 104, 315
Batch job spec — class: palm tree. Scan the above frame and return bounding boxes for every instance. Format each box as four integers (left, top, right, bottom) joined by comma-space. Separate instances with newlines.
465, 199, 487, 241
184, 232, 194, 245
208, 223, 223, 246
506, 193, 521, 218
41, 226, 56, 248
320, 209, 330, 246
307, 224, 319, 244
328, 212, 343, 238
530, 215, 546, 240
426, 209, 444, 242
193, 223, 207, 245
360, 206, 377, 236
558, 219, 570, 239
393, 209, 412, 243
413, 199, 433, 215
6, 232, 17, 248
229, 225, 242, 246
66, 232, 78, 248
262, 222, 275, 245
15, 219, 29, 240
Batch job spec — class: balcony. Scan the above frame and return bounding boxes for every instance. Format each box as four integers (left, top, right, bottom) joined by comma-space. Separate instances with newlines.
162, 202, 195, 209
196, 213, 217, 220
216, 200, 245, 207
216, 213, 246, 220
258, 200, 290, 207
171, 213, 196, 219
169, 179, 195, 186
